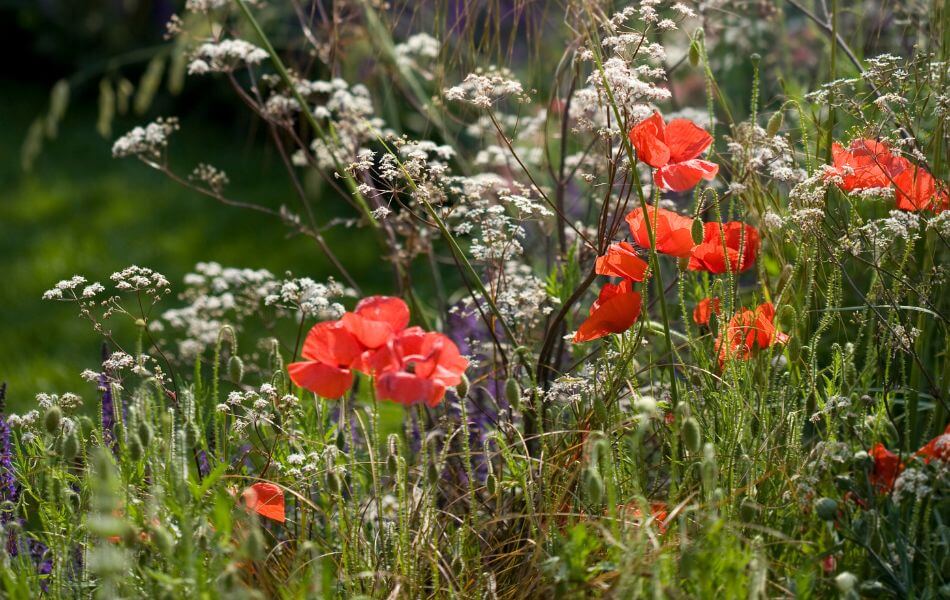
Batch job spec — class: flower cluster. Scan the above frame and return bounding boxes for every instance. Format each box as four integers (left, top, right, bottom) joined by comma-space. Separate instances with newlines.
187, 39, 268, 75
288, 296, 468, 407
825, 138, 948, 212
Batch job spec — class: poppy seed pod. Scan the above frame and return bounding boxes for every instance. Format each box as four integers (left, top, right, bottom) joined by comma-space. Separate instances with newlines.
688, 40, 700, 67
486, 474, 497, 495
683, 417, 703, 453
128, 434, 143, 461
766, 111, 784, 137
44, 405, 62, 435
62, 430, 80, 460
138, 421, 152, 447
691, 218, 705, 245
228, 355, 244, 383
815, 497, 838, 521
505, 377, 521, 409
584, 467, 604, 505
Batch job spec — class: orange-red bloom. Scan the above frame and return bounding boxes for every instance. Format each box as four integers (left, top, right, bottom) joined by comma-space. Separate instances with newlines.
629, 112, 719, 192
341, 296, 411, 348
693, 297, 721, 326
688, 222, 760, 274
916, 424, 950, 463
715, 302, 788, 364
620, 501, 669, 533
243, 482, 285, 523
287, 321, 362, 398
827, 139, 902, 192
868, 443, 903, 493
891, 158, 949, 213
573, 280, 643, 343
364, 328, 469, 407
625, 204, 696, 257
595, 242, 649, 281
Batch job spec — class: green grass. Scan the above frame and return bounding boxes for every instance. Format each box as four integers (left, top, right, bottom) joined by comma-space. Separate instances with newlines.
0, 85, 379, 409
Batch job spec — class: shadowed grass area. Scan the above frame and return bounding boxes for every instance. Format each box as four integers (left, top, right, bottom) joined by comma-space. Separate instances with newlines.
0, 85, 379, 409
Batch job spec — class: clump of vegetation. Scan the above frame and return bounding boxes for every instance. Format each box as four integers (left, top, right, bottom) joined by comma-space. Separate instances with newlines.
4, 1, 948, 597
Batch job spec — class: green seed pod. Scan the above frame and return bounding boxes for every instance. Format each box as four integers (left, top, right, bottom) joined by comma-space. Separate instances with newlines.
486, 474, 497, 495
815, 497, 838, 521
138, 422, 152, 447
504, 378, 521, 410
456, 373, 470, 399
427, 461, 440, 486
584, 467, 604, 505
326, 470, 342, 495
766, 111, 784, 137
691, 218, 705, 245
78, 416, 95, 439
228, 355, 244, 383
335, 428, 346, 451
386, 453, 398, 475
62, 430, 80, 461
128, 434, 143, 461
688, 41, 700, 67
683, 417, 703, 453
44, 405, 62, 435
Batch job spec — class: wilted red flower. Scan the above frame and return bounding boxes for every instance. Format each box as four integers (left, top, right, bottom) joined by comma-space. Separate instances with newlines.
891, 158, 949, 213
573, 280, 643, 343
916, 424, 950, 463
716, 302, 788, 365
693, 297, 721, 326
688, 222, 760, 274
625, 204, 696, 257
287, 321, 362, 398
826, 139, 903, 191
365, 328, 469, 407
595, 242, 650, 281
341, 296, 411, 348
868, 443, 903, 493
243, 482, 285, 523
629, 112, 719, 192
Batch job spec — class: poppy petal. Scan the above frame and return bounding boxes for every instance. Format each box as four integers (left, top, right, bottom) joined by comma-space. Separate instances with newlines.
628, 112, 670, 168
354, 296, 411, 331
664, 119, 713, 163
300, 321, 364, 367
287, 361, 354, 398
375, 371, 446, 407
574, 289, 642, 343
625, 205, 696, 257
595, 242, 649, 281
654, 159, 718, 192
243, 482, 285, 523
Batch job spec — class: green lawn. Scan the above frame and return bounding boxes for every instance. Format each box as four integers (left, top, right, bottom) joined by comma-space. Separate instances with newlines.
0, 85, 378, 410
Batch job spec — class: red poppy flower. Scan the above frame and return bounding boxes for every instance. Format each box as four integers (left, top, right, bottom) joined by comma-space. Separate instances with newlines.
625, 204, 696, 257
628, 112, 719, 192
916, 424, 950, 463
716, 302, 788, 364
341, 296, 411, 348
693, 297, 721, 326
573, 280, 643, 343
826, 139, 903, 192
868, 443, 903, 493
688, 222, 760, 274
595, 242, 650, 281
365, 328, 469, 407
287, 321, 363, 398
242, 482, 286, 523
621, 501, 669, 533
891, 158, 949, 213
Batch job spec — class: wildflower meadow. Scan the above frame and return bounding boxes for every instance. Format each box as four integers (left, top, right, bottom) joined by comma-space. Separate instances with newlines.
3, 0, 949, 597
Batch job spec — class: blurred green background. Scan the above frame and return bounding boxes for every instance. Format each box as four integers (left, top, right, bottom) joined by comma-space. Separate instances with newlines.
0, 2, 380, 410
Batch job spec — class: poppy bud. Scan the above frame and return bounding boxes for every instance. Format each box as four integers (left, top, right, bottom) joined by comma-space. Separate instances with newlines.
691, 218, 705, 245
779, 304, 797, 329
739, 498, 760, 522
138, 422, 152, 447
766, 111, 784, 137
62, 430, 80, 461
185, 421, 198, 448
44, 405, 62, 435
151, 524, 175, 555
128, 434, 143, 461
683, 417, 703, 453
228, 355, 244, 383
504, 378, 521, 410
688, 41, 700, 67
675, 403, 691, 420
750, 53, 761, 65
427, 461, 440, 485
584, 467, 604, 505
456, 373, 470, 399
326, 470, 342, 495
486, 474, 497, 495
78, 416, 94, 439
66, 489, 81, 511
815, 497, 838, 521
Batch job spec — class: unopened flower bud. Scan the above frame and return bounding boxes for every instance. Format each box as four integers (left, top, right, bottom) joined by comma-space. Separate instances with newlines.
44, 405, 62, 435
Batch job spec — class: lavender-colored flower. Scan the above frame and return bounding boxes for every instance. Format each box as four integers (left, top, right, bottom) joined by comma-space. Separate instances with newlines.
0, 383, 18, 515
